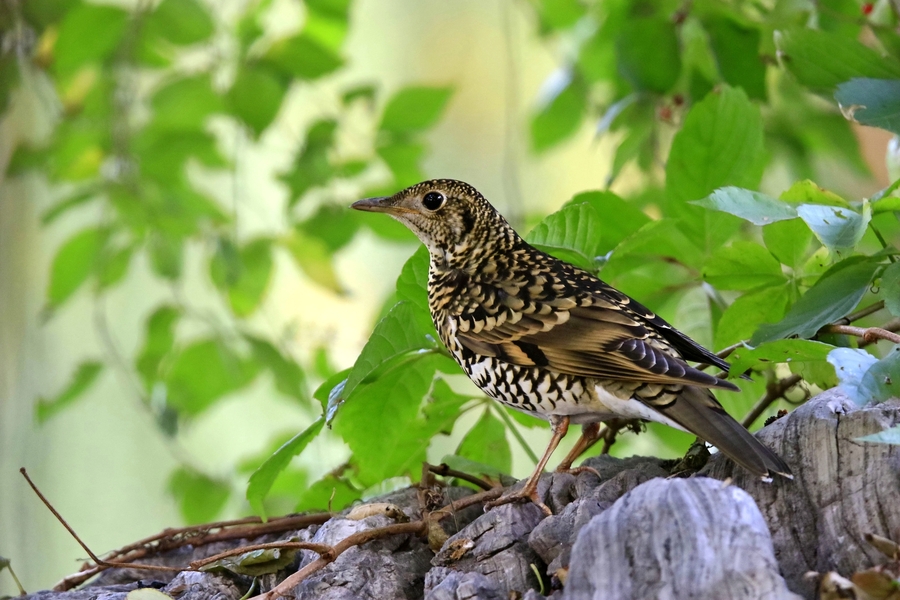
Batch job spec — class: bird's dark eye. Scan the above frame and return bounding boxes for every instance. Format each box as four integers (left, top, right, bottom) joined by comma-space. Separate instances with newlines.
422, 191, 445, 211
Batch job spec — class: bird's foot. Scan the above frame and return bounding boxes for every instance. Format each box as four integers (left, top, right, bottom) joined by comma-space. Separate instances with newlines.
554, 464, 601, 479
484, 484, 552, 517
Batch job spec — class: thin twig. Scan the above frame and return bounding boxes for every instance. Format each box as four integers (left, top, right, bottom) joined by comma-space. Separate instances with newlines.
819, 324, 900, 345
251, 521, 427, 600
190, 541, 333, 570
861, 318, 900, 347
427, 463, 495, 491
741, 374, 803, 428
835, 300, 886, 325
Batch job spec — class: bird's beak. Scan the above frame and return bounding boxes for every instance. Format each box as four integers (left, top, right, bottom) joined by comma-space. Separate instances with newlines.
351, 196, 393, 213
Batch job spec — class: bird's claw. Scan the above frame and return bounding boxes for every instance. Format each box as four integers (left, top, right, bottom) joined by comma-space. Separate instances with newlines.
484, 486, 552, 516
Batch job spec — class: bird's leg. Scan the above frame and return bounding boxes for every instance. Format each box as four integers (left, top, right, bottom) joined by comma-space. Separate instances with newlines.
485, 415, 570, 516
554, 422, 602, 474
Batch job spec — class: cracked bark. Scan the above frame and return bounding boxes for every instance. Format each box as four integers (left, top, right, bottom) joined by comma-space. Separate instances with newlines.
21, 389, 900, 600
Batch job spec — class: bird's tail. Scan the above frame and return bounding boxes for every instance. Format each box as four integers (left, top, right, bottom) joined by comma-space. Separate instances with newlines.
650, 385, 792, 480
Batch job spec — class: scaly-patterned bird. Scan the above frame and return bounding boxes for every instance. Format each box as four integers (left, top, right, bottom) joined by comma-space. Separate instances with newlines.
352, 179, 791, 513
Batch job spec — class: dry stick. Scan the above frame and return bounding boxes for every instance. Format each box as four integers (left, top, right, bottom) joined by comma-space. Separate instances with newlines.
54, 512, 333, 590
190, 541, 334, 570
741, 374, 803, 429
427, 463, 496, 491
820, 324, 900, 345
861, 318, 900, 348
252, 521, 427, 600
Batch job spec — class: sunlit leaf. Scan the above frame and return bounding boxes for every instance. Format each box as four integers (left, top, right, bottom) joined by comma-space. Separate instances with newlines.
751, 259, 881, 344
379, 86, 454, 133
144, 0, 214, 46
47, 227, 106, 308
228, 66, 286, 136
693, 187, 798, 226
165, 339, 258, 415
226, 239, 274, 317
35, 362, 104, 423
54, 4, 128, 76
703, 242, 786, 291
246, 336, 306, 402
150, 74, 223, 131
835, 78, 900, 136
136, 305, 180, 389
376, 141, 425, 187
705, 16, 766, 100
280, 120, 337, 205
263, 34, 343, 80
531, 77, 586, 152
715, 285, 792, 349
780, 179, 851, 207
728, 340, 834, 375
247, 417, 324, 519
615, 16, 681, 93
763, 218, 816, 269
456, 407, 511, 475
168, 467, 230, 524
526, 202, 604, 271
796, 202, 871, 252
858, 345, 900, 404
775, 28, 900, 92
282, 231, 342, 292
201, 545, 301, 576
148, 233, 183, 281
856, 424, 900, 445
295, 475, 360, 512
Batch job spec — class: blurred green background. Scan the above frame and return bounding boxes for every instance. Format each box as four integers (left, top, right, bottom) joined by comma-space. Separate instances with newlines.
0, 0, 894, 594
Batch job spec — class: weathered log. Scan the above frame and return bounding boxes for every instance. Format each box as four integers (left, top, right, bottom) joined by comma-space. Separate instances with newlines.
20, 390, 900, 600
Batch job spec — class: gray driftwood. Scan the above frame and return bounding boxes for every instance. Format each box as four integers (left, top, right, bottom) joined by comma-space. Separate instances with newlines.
21, 390, 900, 600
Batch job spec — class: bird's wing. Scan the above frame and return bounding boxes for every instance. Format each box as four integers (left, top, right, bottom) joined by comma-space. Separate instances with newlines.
455, 291, 738, 391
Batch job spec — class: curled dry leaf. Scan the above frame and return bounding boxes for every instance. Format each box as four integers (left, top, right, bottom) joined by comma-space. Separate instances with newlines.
866, 533, 900, 560
444, 538, 474, 562
345, 502, 410, 522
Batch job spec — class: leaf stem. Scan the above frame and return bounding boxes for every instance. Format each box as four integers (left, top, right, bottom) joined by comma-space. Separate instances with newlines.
494, 405, 540, 466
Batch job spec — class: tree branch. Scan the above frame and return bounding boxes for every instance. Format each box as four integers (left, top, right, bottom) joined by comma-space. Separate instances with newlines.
819, 324, 900, 345
741, 374, 804, 428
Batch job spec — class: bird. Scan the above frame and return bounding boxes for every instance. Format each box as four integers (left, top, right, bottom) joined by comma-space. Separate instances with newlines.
351, 179, 792, 514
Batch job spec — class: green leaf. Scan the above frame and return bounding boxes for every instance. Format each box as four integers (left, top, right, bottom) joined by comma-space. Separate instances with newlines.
780, 179, 852, 207
693, 187, 798, 226
295, 475, 360, 512
54, 4, 129, 76
280, 119, 338, 204
201, 546, 302, 576
395, 247, 431, 315
751, 259, 881, 344
47, 227, 106, 308
615, 16, 681, 93
263, 34, 343, 80
376, 141, 425, 187
247, 417, 324, 519
728, 340, 834, 376
313, 367, 351, 412
143, 0, 214, 46
714, 285, 792, 349
456, 407, 511, 475
531, 77, 586, 152
330, 301, 437, 422
41, 191, 98, 225
151, 75, 223, 131
828, 347, 879, 404
136, 306, 180, 389
378, 86, 454, 134
440, 454, 507, 479
281, 231, 342, 292
246, 336, 306, 402
334, 353, 454, 485
763, 218, 816, 269
775, 28, 900, 92
97, 244, 134, 289
856, 424, 900, 445
148, 233, 183, 280
300, 204, 359, 252
835, 78, 900, 136
168, 467, 230, 524
526, 202, 604, 271
859, 345, 900, 404
537, 0, 586, 30
796, 202, 871, 252
225, 239, 274, 317
566, 190, 651, 253
666, 86, 766, 204
228, 66, 286, 136
703, 242, 786, 291
165, 339, 258, 415
882, 261, 900, 317
35, 362, 104, 423
705, 16, 766, 100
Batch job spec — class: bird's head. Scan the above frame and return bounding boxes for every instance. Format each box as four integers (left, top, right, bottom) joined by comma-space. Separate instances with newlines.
351, 179, 514, 265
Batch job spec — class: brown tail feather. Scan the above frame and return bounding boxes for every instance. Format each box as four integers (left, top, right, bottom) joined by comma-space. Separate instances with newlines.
649, 385, 792, 480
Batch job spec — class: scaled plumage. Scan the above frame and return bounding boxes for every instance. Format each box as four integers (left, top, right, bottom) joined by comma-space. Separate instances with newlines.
352, 179, 791, 512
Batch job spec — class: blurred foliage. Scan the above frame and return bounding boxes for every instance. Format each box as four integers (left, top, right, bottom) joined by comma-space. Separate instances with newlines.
2, 0, 900, 524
